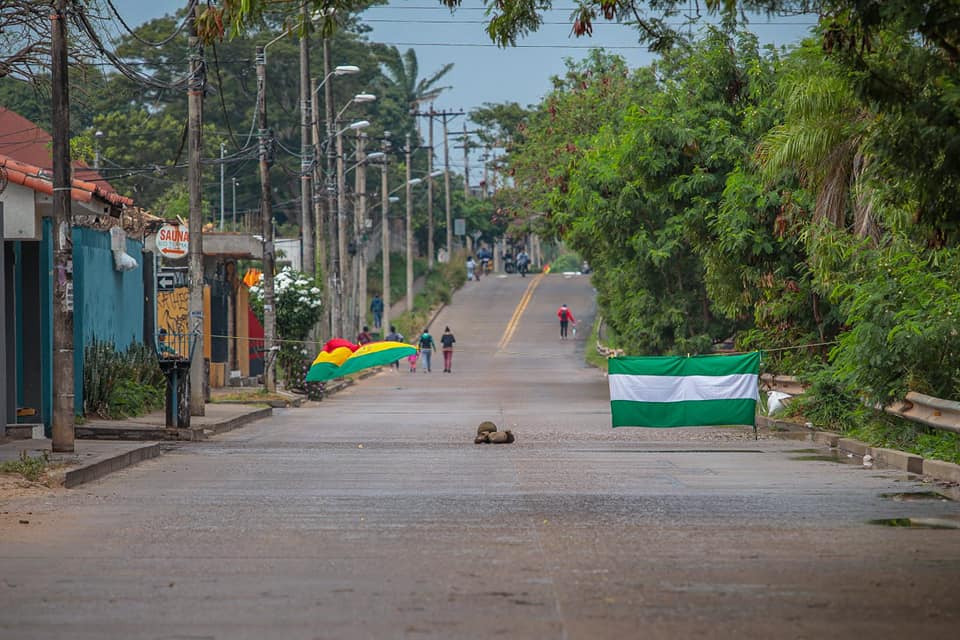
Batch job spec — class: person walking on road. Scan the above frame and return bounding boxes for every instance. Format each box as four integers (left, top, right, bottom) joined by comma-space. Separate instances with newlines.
370, 294, 384, 330
418, 329, 436, 372
357, 326, 373, 345
386, 325, 404, 369
466, 256, 477, 282
440, 326, 456, 373
557, 304, 577, 340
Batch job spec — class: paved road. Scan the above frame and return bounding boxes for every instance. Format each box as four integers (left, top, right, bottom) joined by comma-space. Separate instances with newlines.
2, 273, 960, 639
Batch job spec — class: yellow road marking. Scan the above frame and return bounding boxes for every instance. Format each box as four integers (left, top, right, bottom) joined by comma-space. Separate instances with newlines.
497, 274, 544, 352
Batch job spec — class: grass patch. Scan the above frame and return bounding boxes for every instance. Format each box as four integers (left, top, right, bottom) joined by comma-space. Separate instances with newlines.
0, 451, 50, 482
584, 317, 610, 372
789, 383, 960, 465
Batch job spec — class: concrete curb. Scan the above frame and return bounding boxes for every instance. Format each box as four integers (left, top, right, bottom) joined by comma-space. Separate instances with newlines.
62, 443, 160, 488
203, 406, 273, 436
756, 415, 960, 485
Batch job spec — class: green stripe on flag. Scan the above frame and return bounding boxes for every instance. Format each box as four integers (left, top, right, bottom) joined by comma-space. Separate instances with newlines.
611, 399, 758, 428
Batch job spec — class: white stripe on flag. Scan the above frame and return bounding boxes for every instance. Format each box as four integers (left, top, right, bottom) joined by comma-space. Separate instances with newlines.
608, 373, 759, 404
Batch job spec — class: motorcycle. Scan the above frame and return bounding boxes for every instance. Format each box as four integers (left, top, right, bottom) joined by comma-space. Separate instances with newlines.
503, 255, 516, 274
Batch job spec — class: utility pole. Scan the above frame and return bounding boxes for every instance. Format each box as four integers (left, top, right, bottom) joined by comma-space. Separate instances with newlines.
299, 3, 314, 275
219, 142, 225, 229
414, 109, 462, 258
426, 107, 435, 269
442, 113, 454, 256
462, 122, 470, 198
482, 146, 490, 200
256, 45, 277, 392
50, 0, 74, 451
187, 4, 206, 416
323, 40, 340, 338
310, 77, 326, 288
405, 133, 414, 312
232, 177, 238, 228
380, 136, 391, 334
356, 131, 368, 335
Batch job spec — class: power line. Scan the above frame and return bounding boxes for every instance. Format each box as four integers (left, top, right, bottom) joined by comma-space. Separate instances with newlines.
105, 0, 197, 47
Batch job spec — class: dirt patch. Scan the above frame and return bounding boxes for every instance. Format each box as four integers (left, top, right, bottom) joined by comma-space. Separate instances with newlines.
0, 468, 66, 500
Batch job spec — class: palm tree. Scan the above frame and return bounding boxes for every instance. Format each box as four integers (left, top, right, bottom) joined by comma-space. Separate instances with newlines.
378, 47, 453, 113
756, 62, 879, 241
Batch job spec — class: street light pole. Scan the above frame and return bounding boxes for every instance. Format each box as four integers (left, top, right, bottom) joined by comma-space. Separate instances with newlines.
322, 40, 340, 338
380, 138, 391, 333
356, 131, 368, 336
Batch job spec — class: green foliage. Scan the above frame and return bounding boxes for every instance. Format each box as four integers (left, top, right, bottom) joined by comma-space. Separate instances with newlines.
249, 268, 324, 384
827, 242, 960, 403
83, 340, 165, 419
0, 450, 50, 483
549, 253, 581, 272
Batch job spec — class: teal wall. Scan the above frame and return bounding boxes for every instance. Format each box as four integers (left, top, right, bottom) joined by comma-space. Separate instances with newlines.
72, 227, 145, 413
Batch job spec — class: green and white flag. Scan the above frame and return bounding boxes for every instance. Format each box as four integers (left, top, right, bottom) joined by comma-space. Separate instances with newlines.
609, 352, 760, 428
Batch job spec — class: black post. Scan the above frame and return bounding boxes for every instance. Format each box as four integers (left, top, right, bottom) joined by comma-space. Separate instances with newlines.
0, 203, 6, 436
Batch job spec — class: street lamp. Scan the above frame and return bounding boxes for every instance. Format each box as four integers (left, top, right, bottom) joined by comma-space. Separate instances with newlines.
315, 61, 361, 339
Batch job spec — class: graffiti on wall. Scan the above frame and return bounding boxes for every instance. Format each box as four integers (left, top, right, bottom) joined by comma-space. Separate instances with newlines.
157, 286, 189, 356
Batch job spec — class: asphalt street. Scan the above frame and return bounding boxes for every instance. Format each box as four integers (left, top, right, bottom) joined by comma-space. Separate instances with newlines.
1, 272, 959, 639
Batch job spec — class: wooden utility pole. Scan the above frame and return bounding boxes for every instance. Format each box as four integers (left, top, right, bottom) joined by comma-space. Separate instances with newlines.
299, 4, 314, 275
50, 0, 74, 451
256, 45, 277, 392
188, 4, 206, 414
426, 108, 435, 269
405, 133, 414, 312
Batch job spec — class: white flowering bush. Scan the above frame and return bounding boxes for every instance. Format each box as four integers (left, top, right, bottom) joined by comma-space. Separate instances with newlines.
249, 267, 324, 387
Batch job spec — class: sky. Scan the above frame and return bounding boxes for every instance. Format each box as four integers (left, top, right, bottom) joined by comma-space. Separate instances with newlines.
110, 1, 816, 176
112, 1, 816, 113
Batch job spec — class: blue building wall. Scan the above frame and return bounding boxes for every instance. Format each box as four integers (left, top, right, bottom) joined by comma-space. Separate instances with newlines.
72, 227, 145, 413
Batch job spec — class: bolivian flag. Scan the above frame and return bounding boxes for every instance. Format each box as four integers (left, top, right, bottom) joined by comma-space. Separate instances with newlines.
609, 352, 760, 428
335, 341, 417, 378
306, 339, 358, 382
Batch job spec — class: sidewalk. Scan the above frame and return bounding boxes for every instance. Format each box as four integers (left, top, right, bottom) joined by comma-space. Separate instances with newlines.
0, 438, 161, 489
0, 403, 273, 490
80, 403, 272, 441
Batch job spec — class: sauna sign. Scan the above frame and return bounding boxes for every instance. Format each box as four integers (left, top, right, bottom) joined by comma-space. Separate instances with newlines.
156, 224, 189, 259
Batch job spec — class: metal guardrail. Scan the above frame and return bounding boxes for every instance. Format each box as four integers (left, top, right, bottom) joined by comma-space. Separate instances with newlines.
759, 374, 807, 396
757, 374, 960, 436
884, 392, 960, 435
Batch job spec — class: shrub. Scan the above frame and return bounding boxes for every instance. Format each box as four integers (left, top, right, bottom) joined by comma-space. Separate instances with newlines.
83, 340, 164, 419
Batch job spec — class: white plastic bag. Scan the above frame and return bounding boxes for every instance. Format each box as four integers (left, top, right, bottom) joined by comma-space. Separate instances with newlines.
765, 391, 792, 416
